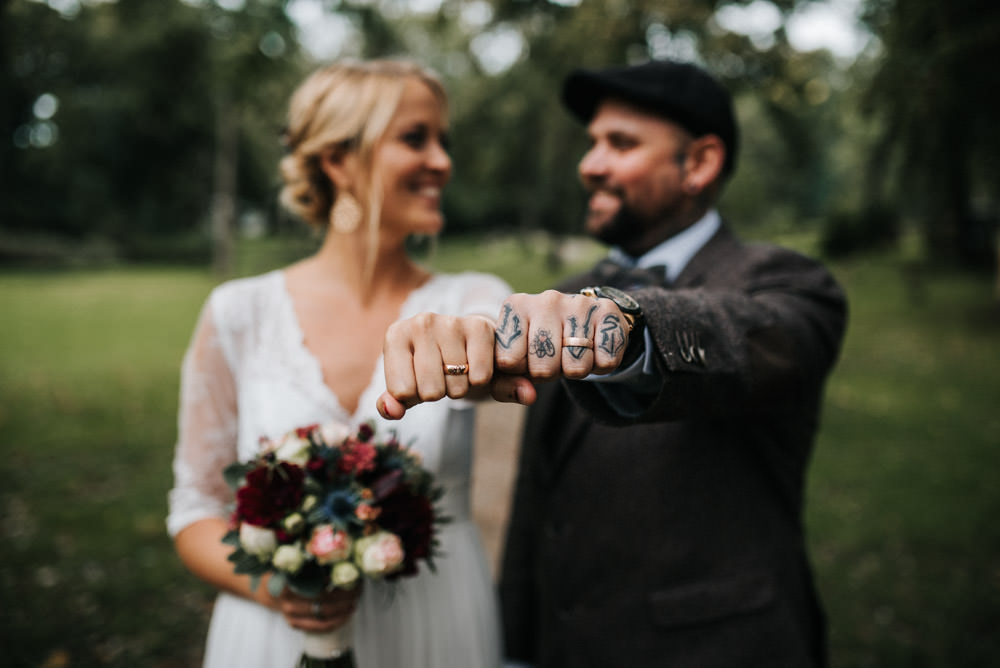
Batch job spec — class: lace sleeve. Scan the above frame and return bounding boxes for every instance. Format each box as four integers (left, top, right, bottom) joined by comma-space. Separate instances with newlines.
166, 297, 239, 537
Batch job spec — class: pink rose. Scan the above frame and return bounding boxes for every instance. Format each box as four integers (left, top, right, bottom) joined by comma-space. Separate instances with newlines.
355, 503, 381, 521
338, 441, 377, 475
307, 524, 353, 565
354, 531, 405, 577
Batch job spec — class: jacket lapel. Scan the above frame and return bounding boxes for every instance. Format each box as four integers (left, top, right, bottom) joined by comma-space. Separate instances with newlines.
670, 223, 740, 289
540, 225, 741, 479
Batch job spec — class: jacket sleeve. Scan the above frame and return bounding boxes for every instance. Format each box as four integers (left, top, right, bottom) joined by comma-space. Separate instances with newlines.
567, 244, 847, 425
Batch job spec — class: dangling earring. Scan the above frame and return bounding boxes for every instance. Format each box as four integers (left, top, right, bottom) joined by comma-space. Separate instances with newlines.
330, 193, 362, 234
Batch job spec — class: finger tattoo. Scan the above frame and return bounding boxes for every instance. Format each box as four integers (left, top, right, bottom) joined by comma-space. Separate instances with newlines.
495, 304, 523, 349
530, 329, 557, 358
598, 314, 626, 356
566, 305, 598, 360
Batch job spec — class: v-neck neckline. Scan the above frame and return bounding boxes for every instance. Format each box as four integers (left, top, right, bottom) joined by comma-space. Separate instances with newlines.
274, 269, 440, 421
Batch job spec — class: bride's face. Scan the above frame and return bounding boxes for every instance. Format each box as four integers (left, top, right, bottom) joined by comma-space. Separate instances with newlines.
374, 79, 452, 239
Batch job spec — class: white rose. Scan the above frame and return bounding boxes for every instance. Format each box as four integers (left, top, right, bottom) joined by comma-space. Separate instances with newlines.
239, 523, 277, 559
282, 512, 305, 535
354, 531, 405, 577
272, 544, 306, 574
331, 561, 360, 589
319, 422, 352, 446
274, 433, 312, 466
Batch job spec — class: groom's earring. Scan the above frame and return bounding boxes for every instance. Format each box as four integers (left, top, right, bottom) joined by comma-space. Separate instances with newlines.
330, 193, 362, 234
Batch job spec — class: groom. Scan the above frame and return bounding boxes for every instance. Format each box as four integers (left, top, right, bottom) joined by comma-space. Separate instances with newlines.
379, 59, 846, 667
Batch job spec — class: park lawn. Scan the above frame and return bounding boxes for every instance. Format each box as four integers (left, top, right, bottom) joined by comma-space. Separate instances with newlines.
1, 241, 998, 666
807, 258, 1000, 666
0, 268, 216, 666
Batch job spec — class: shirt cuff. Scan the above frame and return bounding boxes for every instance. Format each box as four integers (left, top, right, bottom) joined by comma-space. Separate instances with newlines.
584, 328, 662, 417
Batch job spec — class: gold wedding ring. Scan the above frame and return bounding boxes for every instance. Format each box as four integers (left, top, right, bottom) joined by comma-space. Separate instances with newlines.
444, 363, 469, 375
562, 337, 594, 349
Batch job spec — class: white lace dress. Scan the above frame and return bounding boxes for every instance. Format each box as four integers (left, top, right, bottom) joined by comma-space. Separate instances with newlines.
167, 269, 511, 668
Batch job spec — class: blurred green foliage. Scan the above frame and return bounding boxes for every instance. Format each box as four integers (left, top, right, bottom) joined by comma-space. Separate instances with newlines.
3, 0, 996, 275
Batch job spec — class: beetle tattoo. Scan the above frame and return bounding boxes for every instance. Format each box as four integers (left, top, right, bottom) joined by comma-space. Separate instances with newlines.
530, 329, 557, 358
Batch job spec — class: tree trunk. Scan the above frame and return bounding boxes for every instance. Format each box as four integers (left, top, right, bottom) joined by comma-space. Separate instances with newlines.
212, 96, 239, 277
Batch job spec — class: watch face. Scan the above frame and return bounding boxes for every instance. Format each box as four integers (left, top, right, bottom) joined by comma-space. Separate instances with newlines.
599, 286, 640, 312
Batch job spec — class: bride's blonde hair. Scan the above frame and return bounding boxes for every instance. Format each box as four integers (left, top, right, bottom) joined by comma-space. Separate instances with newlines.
279, 59, 448, 275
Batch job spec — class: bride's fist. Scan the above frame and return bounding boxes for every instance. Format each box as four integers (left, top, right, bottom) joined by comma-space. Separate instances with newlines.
379, 313, 496, 419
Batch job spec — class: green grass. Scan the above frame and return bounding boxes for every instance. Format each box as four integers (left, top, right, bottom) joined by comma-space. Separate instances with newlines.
806, 258, 1000, 667
1, 240, 998, 667
0, 268, 217, 667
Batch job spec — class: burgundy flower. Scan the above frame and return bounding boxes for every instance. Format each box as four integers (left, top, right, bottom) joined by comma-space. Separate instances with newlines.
371, 469, 404, 501
357, 423, 375, 442
295, 424, 319, 439
377, 486, 435, 577
306, 456, 327, 478
338, 441, 377, 475
235, 462, 305, 527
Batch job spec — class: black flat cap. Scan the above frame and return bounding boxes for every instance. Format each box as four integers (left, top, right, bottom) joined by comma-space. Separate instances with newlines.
562, 60, 739, 176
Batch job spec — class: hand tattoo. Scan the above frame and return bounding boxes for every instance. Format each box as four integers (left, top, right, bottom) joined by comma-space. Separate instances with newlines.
565, 305, 598, 360
495, 304, 523, 349
530, 329, 557, 358
598, 314, 625, 356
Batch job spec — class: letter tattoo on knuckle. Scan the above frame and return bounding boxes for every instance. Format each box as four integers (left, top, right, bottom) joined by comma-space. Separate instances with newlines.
530, 329, 557, 358
494, 304, 523, 349
599, 314, 625, 356
565, 305, 598, 360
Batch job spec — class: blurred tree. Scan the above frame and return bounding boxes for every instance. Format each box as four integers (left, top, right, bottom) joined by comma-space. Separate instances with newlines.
198, 0, 306, 273
335, 0, 859, 247
859, 0, 1000, 268
1, 0, 303, 267
3, 0, 875, 271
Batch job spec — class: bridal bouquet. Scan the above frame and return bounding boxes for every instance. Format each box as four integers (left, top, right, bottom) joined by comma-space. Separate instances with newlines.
222, 420, 446, 668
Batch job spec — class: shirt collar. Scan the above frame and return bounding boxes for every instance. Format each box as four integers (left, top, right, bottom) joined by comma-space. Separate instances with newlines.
607, 209, 721, 283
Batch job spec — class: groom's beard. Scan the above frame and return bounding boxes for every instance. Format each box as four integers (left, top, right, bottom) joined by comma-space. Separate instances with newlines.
589, 200, 655, 250
586, 186, 691, 256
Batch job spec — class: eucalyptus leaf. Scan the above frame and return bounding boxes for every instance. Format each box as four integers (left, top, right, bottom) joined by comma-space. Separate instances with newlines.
268, 571, 287, 597
223, 461, 255, 490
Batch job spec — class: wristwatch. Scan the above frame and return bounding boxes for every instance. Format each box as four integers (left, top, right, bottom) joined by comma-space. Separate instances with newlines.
579, 285, 643, 333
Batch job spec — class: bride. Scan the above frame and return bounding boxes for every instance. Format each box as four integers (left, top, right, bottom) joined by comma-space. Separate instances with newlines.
167, 59, 509, 667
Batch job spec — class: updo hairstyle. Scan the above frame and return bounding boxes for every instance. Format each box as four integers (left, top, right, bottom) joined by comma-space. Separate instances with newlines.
279, 59, 448, 232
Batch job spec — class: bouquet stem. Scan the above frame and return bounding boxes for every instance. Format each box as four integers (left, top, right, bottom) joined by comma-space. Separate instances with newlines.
298, 619, 356, 668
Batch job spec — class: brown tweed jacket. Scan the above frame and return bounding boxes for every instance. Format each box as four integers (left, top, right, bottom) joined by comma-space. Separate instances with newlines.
499, 225, 847, 668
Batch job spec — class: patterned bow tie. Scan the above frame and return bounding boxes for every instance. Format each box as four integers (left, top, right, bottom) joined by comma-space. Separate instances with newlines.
592, 258, 670, 289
